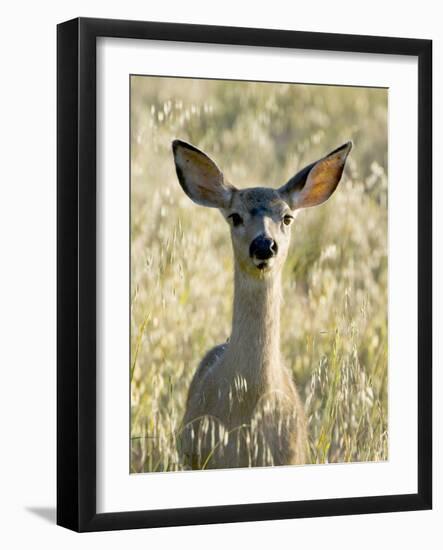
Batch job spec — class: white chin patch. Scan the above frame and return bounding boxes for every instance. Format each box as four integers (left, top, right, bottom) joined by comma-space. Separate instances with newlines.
253, 258, 274, 271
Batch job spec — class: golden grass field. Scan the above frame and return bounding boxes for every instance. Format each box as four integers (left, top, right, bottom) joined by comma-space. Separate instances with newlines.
130, 76, 388, 473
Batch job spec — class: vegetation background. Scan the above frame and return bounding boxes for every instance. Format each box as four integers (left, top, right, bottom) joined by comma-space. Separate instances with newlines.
130, 76, 388, 473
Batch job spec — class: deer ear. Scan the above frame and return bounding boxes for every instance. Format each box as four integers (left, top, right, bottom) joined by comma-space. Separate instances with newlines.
172, 140, 236, 209
279, 142, 352, 210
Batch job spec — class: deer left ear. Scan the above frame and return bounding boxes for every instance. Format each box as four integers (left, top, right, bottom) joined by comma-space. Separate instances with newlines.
172, 140, 236, 209
279, 141, 352, 210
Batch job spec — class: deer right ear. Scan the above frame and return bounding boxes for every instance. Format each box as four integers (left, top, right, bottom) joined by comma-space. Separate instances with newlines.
279, 141, 352, 210
172, 140, 236, 209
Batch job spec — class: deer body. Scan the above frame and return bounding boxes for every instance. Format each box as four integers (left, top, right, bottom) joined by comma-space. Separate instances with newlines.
182, 267, 306, 468
172, 139, 351, 469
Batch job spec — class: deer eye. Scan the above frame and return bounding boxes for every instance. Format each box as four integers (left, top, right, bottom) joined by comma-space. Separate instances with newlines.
228, 213, 243, 227
283, 215, 294, 226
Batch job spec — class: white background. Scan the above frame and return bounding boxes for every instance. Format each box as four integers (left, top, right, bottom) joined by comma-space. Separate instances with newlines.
0, 1, 440, 548
97, 39, 418, 512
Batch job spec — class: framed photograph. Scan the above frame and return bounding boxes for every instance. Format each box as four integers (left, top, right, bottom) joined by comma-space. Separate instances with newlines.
57, 17, 432, 532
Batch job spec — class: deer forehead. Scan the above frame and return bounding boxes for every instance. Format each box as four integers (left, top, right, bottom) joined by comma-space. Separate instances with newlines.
231, 188, 288, 217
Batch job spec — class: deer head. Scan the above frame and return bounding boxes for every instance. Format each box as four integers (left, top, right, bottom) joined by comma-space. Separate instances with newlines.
172, 140, 352, 278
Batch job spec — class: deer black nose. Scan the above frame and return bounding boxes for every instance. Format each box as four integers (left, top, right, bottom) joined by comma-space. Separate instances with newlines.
249, 235, 278, 260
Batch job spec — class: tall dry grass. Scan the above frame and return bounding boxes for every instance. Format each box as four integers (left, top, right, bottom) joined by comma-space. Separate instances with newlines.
130, 76, 388, 472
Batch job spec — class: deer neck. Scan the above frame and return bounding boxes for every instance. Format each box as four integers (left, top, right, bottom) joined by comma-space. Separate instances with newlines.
225, 266, 283, 389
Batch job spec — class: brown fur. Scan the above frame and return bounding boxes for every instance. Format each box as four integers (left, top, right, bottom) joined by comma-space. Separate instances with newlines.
172, 139, 351, 470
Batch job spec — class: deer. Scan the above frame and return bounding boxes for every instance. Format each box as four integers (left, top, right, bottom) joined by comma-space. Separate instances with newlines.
172, 139, 352, 470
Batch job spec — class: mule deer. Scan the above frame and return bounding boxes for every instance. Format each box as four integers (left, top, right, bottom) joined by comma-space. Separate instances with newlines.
172, 139, 352, 469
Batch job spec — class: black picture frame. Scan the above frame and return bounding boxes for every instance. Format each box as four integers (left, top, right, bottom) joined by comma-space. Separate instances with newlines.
57, 17, 432, 532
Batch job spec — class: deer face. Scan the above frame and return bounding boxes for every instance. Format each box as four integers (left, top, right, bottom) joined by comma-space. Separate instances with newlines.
224, 187, 294, 276
172, 140, 352, 278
